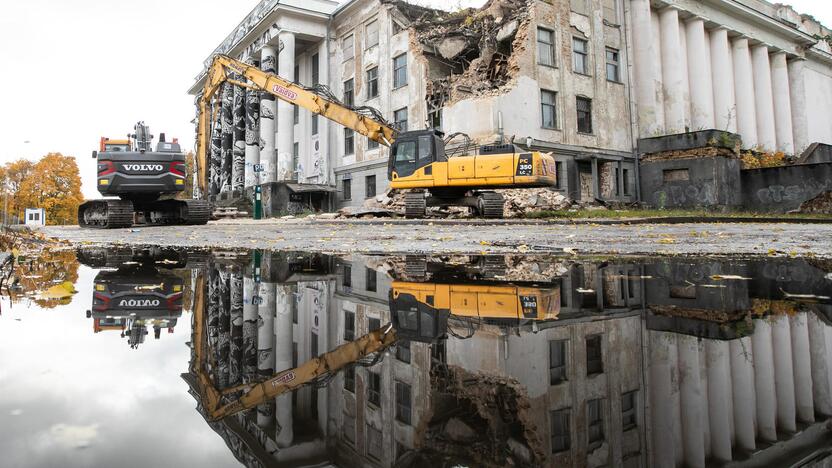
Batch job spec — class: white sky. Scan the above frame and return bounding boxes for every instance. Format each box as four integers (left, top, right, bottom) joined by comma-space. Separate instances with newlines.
0, 0, 829, 198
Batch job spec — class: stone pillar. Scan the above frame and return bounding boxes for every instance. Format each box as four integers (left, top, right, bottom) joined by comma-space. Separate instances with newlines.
274, 284, 294, 447
752, 319, 777, 442
242, 273, 259, 380
808, 313, 832, 416
229, 271, 244, 385
260, 46, 278, 184
788, 59, 810, 155
256, 281, 276, 429
277, 32, 296, 182
659, 7, 686, 133
686, 18, 715, 130
710, 28, 737, 133
751, 45, 777, 151
209, 101, 222, 197
790, 314, 814, 423
649, 332, 676, 467
245, 71, 261, 188
771, 52, 795, 154
706, 340, 732, 462
678, 336, 705, 468
733, 38, 758, 148
651, 11, 666, 132
216, 269, 231, 388
232, 80, 246, 193
220, 83, 234, 194
730, 337, 756, 451
630, 0, 659, 137
771, 315, 796, 432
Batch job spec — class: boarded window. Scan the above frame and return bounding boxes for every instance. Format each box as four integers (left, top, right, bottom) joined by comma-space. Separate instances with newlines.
366, 20, 379, 48
342, 35, 354, 61
663, 168, 690, 182
541, 90, 557, 129
551, 408, 571, 453
573, 38, 589, 75
537, 28, 556, 66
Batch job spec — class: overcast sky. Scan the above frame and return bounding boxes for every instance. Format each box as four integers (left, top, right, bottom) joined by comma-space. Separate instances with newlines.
0, 0, 829, 198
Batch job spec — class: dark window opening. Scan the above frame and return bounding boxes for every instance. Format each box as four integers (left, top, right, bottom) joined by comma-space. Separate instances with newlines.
551, 408, 571, 453
549, 339, 568, 385
396, 340, 411, 363
541, 89, 557, 129
586, 335, 603, 375
577, 97, 593, 134
622, 390, 637, 431
368, 371, 381, 406
367, 67, 379, 99
587, 399, 604, 447
343, 178, 352, 201
365, 175, 376, 198
395, 381, 412, 425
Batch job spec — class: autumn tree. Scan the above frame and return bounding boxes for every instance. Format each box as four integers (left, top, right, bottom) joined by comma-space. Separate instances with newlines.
176, 151, 197, 199
1, 159, 35, 221
17, 153, 84, 225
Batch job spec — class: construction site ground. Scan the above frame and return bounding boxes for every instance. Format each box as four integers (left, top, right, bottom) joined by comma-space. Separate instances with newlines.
42, 218, 832, 258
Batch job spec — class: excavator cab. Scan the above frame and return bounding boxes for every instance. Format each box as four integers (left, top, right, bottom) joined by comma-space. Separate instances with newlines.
388, 130, 446, 180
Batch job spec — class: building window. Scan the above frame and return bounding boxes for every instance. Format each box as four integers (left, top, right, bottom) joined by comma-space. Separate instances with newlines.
622, 390, 637, 431
344, 311, 355, 341
541, 90, 557, 129
366, 424, 382, 459
549, 340, 568, 385
344, 367, 356, 393
343, 78, 354, 107
343, 412, 355, 444
428, 106, 442, 130
367, 67, 379, 99
392, 19, 404, 35
393, 54, 408, 88
342, 35, 354, 62
311, 53, 319, 84
312, 114, 319, 135
572, 37, 589, 75
603, 0, 618, 23
344, 128, 355, 155
606, 48, 620, 82
587, 399, 605, 447
396, 340, 411, 363
554, 161, 564, 189
623, 168, 631, 196
366, 266, 377, 292
292, 142, 299, 177
586, 334, 603, 375
576, 97, 593, 134
571, 0, 588, 15
343, 264, 352, 287
614, 167, 621, 196
537, 28, 556, 67
293, 104, 299, 124
365, 175, 377, 198
342, 178, 352, 201
551, 408, 571, 453
396, 381, 412, 425
366, 20, 379, 49
368, 137, 379, 150
369, 317, 380, 331
368, 371, 381, 406
394, 107, 408, 132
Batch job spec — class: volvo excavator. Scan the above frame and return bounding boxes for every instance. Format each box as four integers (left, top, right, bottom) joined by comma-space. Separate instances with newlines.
196, 55, 556, 218
78, 122, 211, 228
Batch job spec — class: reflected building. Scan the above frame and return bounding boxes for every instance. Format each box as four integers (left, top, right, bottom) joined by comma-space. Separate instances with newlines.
181, 253, 832, 467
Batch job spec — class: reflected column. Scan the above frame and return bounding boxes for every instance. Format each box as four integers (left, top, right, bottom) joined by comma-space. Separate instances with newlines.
772, 315, 796, 433
679, 336, 705, 468
649, 331, 676, 467
730, 336, 756, 451
274, 283, 294, 447
808, 313, 832, 416
257, 279, 276, 429
790, 314, 814, 423
229, 270, 244, 386
706, 340, 732, 463
752, 319, 777, 441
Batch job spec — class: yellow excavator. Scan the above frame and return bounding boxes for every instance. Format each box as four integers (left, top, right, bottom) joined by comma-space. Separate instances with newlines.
185, 272, 561, 421
196, 55, 556, 217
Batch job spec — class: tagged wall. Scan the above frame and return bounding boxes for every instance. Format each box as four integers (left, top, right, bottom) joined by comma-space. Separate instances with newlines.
639, 156, 742, 210
741, 162, 832, 213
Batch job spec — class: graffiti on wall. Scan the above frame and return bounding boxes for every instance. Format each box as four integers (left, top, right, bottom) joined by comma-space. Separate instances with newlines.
755, 178, 832, 205
653, 182, 718, 208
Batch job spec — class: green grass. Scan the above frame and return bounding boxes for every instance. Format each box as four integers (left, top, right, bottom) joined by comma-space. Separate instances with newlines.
523, 208, 832, 220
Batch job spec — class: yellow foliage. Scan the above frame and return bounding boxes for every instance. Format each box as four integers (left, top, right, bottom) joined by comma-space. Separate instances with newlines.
15, 153, 84, 225
741, 151, 787, 170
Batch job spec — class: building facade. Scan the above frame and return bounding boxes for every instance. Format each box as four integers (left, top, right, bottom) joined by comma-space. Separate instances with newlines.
190, 0, 832, 214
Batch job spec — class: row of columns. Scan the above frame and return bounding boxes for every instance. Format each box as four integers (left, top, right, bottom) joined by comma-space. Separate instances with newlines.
209, 32, 299, 197
631, 1, 803, 154
648, 313, 832, 468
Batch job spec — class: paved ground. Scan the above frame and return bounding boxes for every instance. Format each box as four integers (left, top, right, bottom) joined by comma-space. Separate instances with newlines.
42, 218, 832, 258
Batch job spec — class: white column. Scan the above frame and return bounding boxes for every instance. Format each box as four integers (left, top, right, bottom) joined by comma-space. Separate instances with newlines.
678, 18, 692, 130
730, 337, 756, 451
733, 38, 758, 148
649, 332, 677, 468
788, 59, 810, 155
274, 284, 294, 447
660, 7, 686, 133
808, 313, 832, 416
686, 18, 715, 130
710, 28, 737, 133
790, 314, 815, 423
651, 11, 666, 132
772, 315, 796, 433
706, 341, 732, 462
771, 52, 796, 154
256, 282, 275, 429
752, 319, 777, 442
276, 31, 296, 182
751, 45, 777, 151
630, 0, 661, 137
260, 45, 277, 184
679, 336, 705, 468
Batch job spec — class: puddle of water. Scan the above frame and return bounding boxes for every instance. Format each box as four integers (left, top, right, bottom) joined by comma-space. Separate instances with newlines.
1, 247, 831, 467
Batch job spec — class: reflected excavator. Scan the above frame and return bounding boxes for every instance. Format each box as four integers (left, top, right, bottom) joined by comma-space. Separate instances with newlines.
196, 55, 556, 218
184, 265, 561, 421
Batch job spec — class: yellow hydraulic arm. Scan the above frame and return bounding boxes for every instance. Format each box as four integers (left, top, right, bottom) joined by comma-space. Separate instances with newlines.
196, 54, 398, 192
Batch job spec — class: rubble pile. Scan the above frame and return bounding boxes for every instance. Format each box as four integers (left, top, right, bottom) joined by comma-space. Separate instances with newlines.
499, 256, 569, 282
642, 146, 738, 162
498, 188, 571, 217
794, 191, 832, 214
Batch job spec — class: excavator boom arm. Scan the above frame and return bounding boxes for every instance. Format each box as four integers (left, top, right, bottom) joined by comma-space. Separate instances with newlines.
196, 54, 398, 193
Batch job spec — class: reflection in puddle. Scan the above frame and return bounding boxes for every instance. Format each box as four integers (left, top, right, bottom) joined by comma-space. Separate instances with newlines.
33, 249, 832, 467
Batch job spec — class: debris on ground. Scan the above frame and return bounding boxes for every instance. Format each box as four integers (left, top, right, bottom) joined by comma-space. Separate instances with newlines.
793, 191, 832, 214
498, 188, 571, 218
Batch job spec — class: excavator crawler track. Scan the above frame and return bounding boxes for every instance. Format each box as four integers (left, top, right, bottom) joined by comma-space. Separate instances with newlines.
78, 200, 134, 229
477, 191, 505, 219
182, 200, 211, 225
405, 191, 427, 219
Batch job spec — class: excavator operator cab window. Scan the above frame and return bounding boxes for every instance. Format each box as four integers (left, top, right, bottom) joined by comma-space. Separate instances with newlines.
389, 131, 445, 179
104, 144, 129, 152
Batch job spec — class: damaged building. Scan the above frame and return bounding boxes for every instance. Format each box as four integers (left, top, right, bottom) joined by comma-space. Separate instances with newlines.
190, 0, 832, 216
